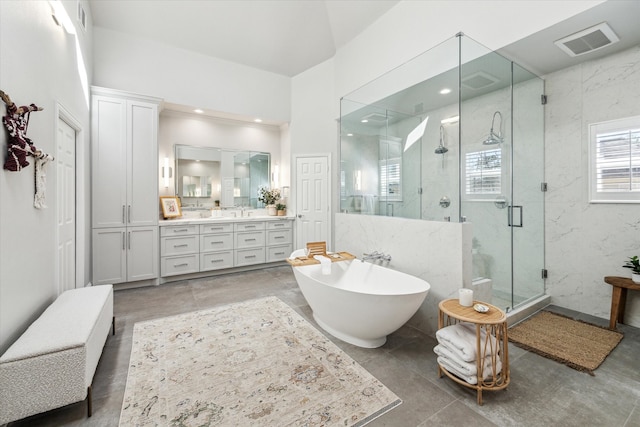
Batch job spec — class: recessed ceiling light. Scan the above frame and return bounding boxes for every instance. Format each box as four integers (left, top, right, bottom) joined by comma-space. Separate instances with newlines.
361, 119, 368, 123
440, 88, 452, 95
193, 109, 204, 114
347, 133, 353, 136
254, 118, 263, 123
441, 116, 459, 124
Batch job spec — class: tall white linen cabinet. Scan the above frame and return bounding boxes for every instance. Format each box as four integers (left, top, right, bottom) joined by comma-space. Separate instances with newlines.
91, 87, 161, 286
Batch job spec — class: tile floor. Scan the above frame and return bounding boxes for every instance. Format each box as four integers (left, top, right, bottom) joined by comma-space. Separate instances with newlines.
8, 266, 640, 426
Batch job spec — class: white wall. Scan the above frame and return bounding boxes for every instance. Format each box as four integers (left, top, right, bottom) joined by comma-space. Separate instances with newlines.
0, 0, 93, 353
545, 46, 640, 327
93, 27, 291, 124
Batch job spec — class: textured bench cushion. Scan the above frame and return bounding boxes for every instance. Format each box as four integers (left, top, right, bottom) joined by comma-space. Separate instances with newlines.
0, 285, 113, 362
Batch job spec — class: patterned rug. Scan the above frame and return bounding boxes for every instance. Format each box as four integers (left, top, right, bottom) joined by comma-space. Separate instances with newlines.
119, 296, 401, 426
508, 311, 623, 375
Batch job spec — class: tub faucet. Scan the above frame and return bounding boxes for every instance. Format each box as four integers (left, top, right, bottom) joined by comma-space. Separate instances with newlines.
362, 251, 392, 263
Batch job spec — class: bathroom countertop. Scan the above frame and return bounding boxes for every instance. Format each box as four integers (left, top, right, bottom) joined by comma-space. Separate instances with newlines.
159, 215, 295, 226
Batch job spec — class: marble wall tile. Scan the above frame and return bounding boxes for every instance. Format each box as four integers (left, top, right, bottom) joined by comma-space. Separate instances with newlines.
545, 46, 640, 327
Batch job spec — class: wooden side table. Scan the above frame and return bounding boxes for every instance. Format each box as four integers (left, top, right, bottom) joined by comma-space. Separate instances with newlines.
604, 276, 640, 330
437, 299, 510, 405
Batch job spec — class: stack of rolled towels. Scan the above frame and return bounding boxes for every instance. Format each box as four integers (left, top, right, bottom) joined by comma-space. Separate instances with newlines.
434, 322, 501, 385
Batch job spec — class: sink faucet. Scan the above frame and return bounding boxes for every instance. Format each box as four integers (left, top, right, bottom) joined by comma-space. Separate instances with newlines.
362, 251, 392, 263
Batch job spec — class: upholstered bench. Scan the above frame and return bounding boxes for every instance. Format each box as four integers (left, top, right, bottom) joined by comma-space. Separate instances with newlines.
0, 285, 114, 425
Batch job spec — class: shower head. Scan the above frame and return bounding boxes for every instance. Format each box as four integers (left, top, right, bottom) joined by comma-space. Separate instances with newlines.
483, 111, 503, 145
435, 145, 449, 154
435, 125, 449, 154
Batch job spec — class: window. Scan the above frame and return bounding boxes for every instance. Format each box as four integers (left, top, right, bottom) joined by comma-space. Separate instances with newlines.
465, 148, 502, 197
380, 157, 401, 200
589, 116, 640, 203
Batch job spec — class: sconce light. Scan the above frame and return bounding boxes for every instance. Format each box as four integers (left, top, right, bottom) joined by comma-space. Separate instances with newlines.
162, 157, 173, 188
49, 0, 76, 34
272, 164, 280, 189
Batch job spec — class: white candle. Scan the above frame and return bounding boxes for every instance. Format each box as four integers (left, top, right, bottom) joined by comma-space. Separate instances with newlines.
459, 288, 473, 307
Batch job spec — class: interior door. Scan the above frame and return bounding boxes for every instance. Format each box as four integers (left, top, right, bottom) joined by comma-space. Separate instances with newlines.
295, 155, 330, 250
56, 118, 76, 293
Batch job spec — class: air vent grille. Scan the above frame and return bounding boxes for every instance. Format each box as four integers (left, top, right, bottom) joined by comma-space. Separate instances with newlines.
554, 22, 619, 57
461, 71, 499, 90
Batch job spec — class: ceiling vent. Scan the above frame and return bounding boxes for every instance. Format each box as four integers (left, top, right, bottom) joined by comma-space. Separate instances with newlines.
361, 112, 389, 123
554, 22, 619, 57
461, 71, 499, 91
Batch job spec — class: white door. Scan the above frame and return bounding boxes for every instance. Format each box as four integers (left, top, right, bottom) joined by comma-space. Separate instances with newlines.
57, 118, 76, 293
295, 155, 330, 250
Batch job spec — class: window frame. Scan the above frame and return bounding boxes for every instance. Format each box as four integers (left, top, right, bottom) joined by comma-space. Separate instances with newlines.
588, 115, 640, 204
462, 146, 504, 202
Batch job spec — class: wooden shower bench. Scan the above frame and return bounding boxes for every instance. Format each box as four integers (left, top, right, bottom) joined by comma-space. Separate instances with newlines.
604, 276, 640, 330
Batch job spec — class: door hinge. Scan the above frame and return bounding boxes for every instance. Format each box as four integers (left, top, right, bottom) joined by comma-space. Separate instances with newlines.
541, 269, 548, 279
541, 182, 548, 192
541, 95, 548, 105
418, 187, 423, 195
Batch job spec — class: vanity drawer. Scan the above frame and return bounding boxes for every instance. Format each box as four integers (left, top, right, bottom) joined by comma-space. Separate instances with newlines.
234, 222, 265, 232
161, 235, 199, 256
235, 231, 265, 249
200, 223, 234, 234
267, 229, 292, 245
234, 248, 265, 266
266, 220, 292, 230
161, 225, 198, 237
200, 233, 234, 252
161, 254, 199, 276
267, 244, 292, 262
200, 251, 234, 271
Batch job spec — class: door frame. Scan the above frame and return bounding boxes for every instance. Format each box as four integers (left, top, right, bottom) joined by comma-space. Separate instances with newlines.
55, 103, 85, 291
292, 153, 332, 251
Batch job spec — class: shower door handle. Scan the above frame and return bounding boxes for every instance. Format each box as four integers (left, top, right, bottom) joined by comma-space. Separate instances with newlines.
508, 205, 523, 228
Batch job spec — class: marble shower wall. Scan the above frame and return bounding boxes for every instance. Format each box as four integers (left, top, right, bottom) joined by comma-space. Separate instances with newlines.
545, 45, 640, 327
334, 213, 472, 337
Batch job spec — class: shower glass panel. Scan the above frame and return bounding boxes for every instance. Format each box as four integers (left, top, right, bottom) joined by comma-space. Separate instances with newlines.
339, 33, 545, 312
459, 36, 514, 310
512, 63, 545, 308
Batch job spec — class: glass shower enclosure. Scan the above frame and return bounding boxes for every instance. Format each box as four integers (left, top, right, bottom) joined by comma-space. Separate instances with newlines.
339, 34, 545, 312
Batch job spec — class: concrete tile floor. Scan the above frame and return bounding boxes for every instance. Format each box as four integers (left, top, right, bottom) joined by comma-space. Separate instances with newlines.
7, 266, 640, 426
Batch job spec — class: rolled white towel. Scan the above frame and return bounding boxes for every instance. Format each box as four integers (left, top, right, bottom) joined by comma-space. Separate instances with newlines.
435, 322, 499, 362
434, 344, 502, 378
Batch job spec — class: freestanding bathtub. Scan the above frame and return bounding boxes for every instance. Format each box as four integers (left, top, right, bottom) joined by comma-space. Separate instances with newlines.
292, 259, 430, 348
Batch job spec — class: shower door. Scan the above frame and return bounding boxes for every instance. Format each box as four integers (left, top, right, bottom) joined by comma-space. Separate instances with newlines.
511, 64, 545, 308
460, 35, 545, 311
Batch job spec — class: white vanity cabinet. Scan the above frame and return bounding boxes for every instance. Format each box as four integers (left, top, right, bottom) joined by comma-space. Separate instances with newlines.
160, 225, 199, 276
91, 87, 161, 285
159, 218, 294, 280
200, 223, 234, 271
234, 222, 266, 266
266, 220, 293, 262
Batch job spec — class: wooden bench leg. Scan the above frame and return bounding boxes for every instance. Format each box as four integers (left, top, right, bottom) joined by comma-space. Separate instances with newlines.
610, 286, 624, 329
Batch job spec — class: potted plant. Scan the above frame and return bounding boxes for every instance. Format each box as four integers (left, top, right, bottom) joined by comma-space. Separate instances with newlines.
258, 187, 280, 215
276, 203, 286, 216
623, 256, 640, 284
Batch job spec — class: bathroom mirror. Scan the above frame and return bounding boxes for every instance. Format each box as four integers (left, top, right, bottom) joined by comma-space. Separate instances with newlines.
174, 145, 270, 208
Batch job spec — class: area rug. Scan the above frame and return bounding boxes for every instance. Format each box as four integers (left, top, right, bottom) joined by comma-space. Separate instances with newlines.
508, 311, 623, 375
119, 296, 401, 426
